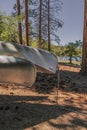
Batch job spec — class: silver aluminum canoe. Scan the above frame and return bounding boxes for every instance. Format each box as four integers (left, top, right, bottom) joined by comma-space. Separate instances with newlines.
0, 41, 58, 74
0, 55, 36, 86
0, 41, 58, 86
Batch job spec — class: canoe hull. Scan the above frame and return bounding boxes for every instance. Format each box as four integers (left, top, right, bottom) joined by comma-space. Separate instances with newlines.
0, 56, 36, 87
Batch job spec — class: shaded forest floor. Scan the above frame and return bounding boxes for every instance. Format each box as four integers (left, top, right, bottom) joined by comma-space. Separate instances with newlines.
0, 64, 87, 130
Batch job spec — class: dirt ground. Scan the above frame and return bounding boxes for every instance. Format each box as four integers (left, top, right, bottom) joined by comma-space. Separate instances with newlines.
0, 64, 87, 130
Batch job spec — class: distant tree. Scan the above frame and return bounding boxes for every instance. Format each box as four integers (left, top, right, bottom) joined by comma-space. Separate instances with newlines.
10, 0, 63, 48
42, 0, 63, 50
64, 42, 81, 64
75, 40, 82, 48
0, 14, 18, 42
0, 13, 4, 36
49, 0, 63, 47
12, 0, 33, 45
29, 0, 63, 49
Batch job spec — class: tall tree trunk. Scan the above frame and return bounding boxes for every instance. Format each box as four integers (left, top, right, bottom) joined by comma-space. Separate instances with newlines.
17, 0, 22, 44
25, 0, 29, 46
48, 0, 51, 51
39, 0, 42, 48
81, 0, 87, 72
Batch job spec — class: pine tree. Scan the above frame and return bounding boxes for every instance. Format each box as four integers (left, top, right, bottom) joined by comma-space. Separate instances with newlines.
81, 0, 87, 72
16, 0, 23, 44
25, 0, 29, 46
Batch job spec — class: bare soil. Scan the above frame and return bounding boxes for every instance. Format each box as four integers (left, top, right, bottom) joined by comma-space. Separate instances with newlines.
0, 64, 87, 130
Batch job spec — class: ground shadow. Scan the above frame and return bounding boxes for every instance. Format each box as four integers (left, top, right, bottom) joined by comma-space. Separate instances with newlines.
59, 69, 87, 94
48, 117, 87, 130
32, 72, 58, 93
0, 94, 82, 130
71, 118, 87, 128
32, 64, 87, 94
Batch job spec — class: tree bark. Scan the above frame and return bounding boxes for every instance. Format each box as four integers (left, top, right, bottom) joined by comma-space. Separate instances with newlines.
17, 0, 22, 44
81, 0, 87, 72
39, 0, 42, 48
48, 0, 51, 51
25, 0, 29, 46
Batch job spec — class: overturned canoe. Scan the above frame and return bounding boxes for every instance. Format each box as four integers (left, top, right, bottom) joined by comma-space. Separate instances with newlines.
0, 41, 58, 86
21, 46, 58, 73
0, 55, 36, 86
0, 41, 58, 74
